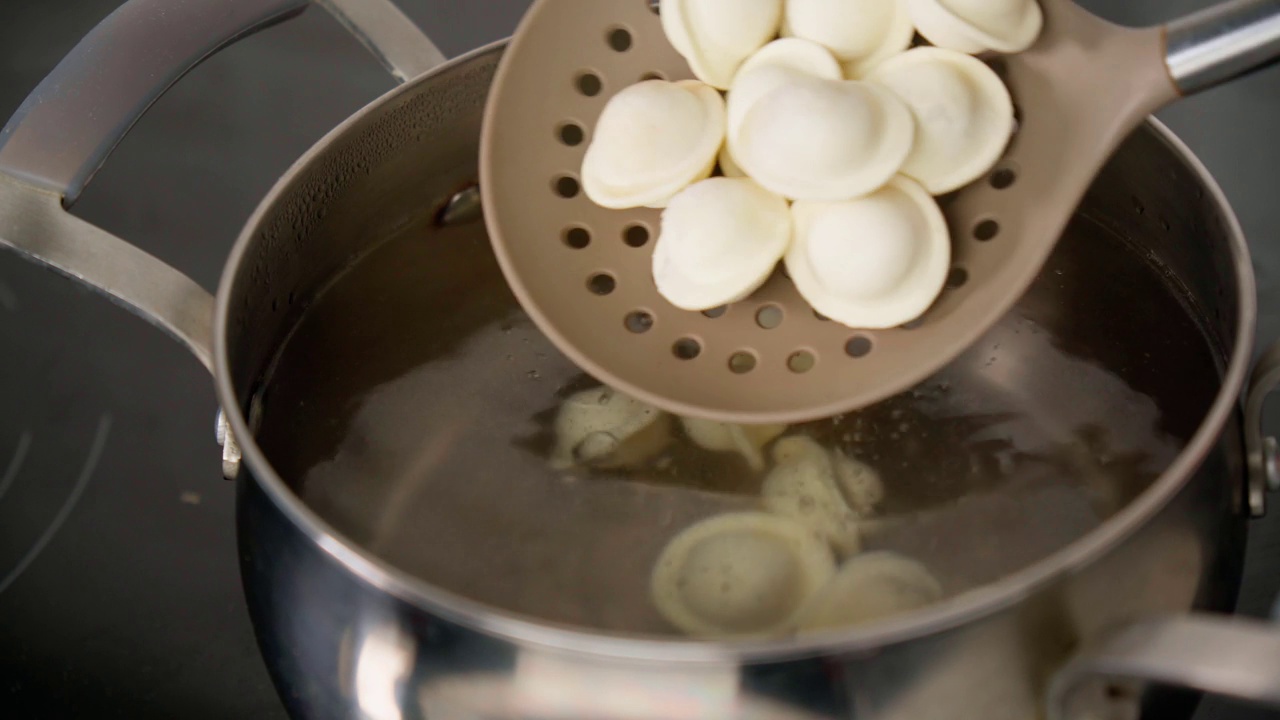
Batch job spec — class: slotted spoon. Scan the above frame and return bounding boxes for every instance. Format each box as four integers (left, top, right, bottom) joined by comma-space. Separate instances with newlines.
480, 0, 1280, 424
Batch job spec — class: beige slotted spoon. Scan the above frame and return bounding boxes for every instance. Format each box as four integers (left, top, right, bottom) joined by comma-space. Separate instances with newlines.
480, 0, 1280, 424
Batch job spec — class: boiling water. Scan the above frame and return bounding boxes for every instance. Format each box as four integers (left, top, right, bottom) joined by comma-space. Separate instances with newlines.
255, 210, 1221, 636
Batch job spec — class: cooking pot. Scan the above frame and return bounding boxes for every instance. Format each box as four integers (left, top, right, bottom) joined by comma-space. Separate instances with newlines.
4, 1, 1280, 718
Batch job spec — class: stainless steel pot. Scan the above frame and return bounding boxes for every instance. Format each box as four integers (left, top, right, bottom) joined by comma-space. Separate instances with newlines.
4, 1, 1280, 719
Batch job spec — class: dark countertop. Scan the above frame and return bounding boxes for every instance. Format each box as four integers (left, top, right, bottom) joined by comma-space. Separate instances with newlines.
1, 1, 1278, 718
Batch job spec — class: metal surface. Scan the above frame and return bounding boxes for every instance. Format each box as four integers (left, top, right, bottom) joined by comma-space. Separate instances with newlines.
217, 409, 243, 480
0, 173, 216, 370
1167, 0, 1280, 95
1246, 341, 1280, 515
437, 183, 484, 227
318, 0, 445, 81
0, 0, 309, 203
1050, 617, 1280, 720
0, 0, 445, 383
0, 0, 443, 207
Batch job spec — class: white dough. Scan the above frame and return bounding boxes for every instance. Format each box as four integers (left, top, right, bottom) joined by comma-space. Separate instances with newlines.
718, 143, 747, 178
832, 450, 885, 516
763, 437, 862, 558
680, 418, 788, 471
733, 77, 914, 201
551, 387, 670, 470
907, 0, 1043, 54
783, 0, 915, 78
798, 552, 943, 630
581, 80, 725, 210
726, 38, 843, 142
660, 0, 785, 89
650, 512, 836, 636
868, 47, 1015, 194
652, 177, 792, 311
786, 176, 950, 329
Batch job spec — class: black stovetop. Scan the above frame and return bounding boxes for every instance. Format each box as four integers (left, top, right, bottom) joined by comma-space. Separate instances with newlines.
2, 1, 1279, 718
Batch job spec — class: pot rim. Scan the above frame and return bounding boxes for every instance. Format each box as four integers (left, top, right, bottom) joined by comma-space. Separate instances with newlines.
215, 41, 1258, 664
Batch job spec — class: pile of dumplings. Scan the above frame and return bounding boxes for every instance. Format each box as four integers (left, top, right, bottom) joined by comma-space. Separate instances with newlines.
551, 385, 944, 638
581, 0, 1039, 329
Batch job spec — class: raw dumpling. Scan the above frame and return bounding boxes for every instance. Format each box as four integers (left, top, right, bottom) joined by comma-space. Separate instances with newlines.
786, 176, 950, 329
907, 0, 1042, 54
652, 177, 792, 311
733, 76, 914, 201
551, 387, 670, 470
581, 79, 725, 210
651, 512, 836, 636
661, 0, 785, 89
867, 47, 1014, 194
718, 144, 747, 177
783, 0, 915, 78
726, 38, 843, 143
798, 551, 943, 630
680, 418, 788, 471
763, 437, 862, 558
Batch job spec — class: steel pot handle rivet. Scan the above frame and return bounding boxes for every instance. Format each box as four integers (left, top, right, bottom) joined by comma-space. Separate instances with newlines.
1244, 340, 1280, 517
216, 410, 243, 481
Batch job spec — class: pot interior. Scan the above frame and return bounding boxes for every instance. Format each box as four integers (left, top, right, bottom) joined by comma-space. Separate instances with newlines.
231, 49, 1241, 638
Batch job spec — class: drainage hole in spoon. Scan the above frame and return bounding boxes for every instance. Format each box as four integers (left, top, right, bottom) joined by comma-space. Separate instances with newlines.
729, 351, 758, 374
587, 273, 616, 296
625, 310, 655, 333
974, 219, 1000, 242
673, 338, 702, 360
756, 305, 784, 330
845, 336, 874, 358
564, 226, 592, 249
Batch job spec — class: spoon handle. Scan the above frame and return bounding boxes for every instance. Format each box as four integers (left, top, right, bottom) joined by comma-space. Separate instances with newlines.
1166, 0, 1280, 95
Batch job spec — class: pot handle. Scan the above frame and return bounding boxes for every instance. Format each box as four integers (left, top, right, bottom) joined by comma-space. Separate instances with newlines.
1049, 343, 1280, 718
0, 0, 446, 372
1048, 615, 1280, 719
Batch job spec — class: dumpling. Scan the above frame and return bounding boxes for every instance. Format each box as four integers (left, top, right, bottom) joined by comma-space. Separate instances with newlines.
867, 47, 1014, 194
680, 418, 788, 471
551, 387, 670, 470
833, 450, 886, 516
660, 0, 785, 89
786, 176, 950, 329
733, 76, 914, 201
907, 0, 1043, 54
726, 38, 843, 143
798, 551, 943, 630
652, 177, 792, 311
651, 512, 836, 636
783, 0, 915, 78
582, 79, 725, 210
763, 437, 862, 557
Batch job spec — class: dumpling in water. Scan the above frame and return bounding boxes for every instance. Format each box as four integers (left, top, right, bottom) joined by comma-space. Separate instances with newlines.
679, 418, 787, 471
832, 449, 885, 516
551, 387, 670, 470
763, 436, 862, 558
798, 551, 943, 630
651, 512, 835, 637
